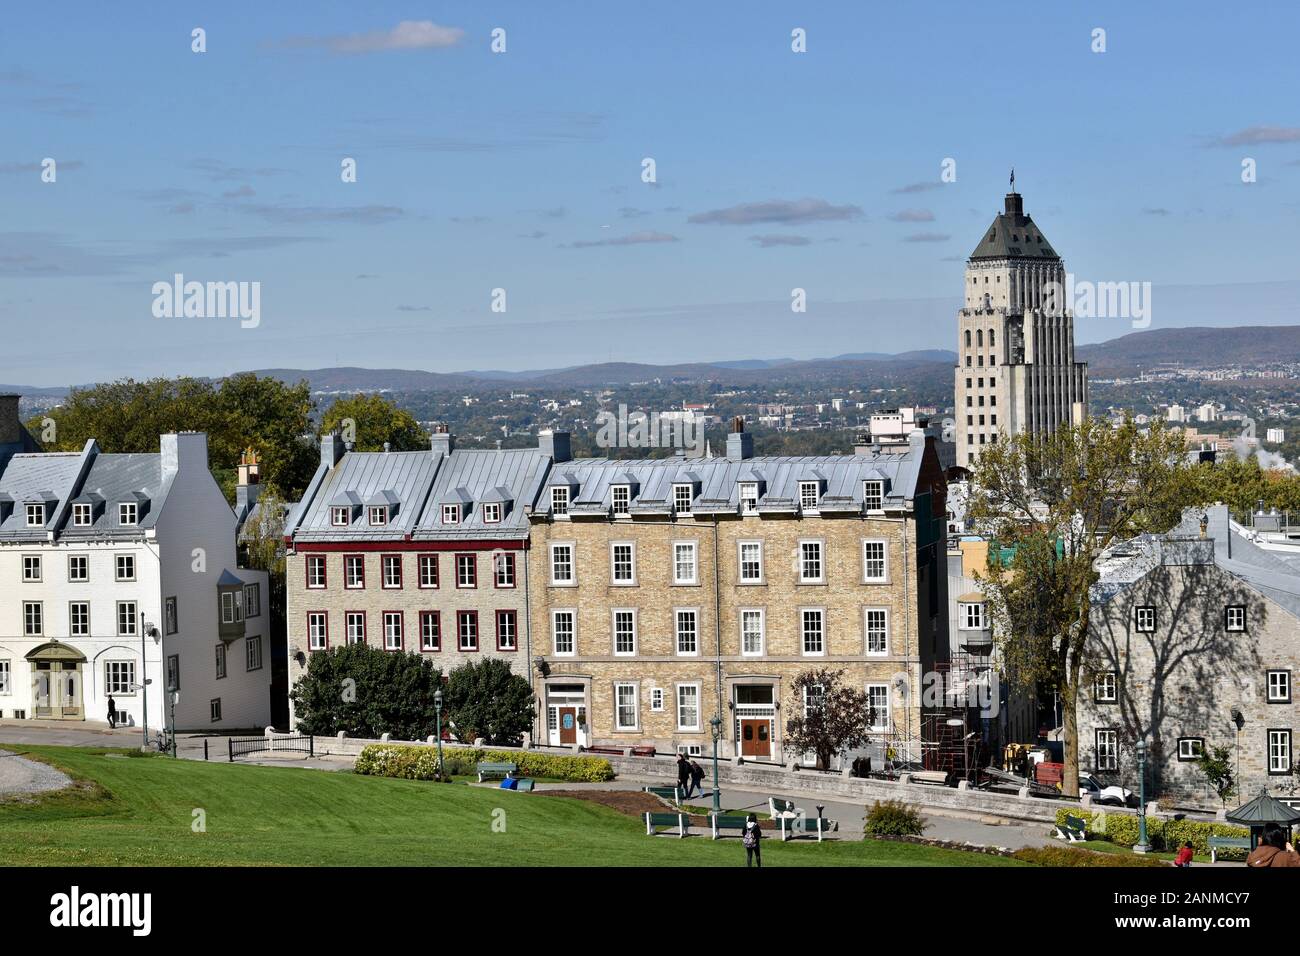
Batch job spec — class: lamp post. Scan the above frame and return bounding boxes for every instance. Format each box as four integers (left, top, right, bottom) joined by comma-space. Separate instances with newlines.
169, 691, 179, 758
434, 689, 444, 780
1134, 739, 1150, 854
709, 714, 722, 815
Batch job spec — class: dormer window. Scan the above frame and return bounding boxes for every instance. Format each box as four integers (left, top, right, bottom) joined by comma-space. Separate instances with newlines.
799, 481, 820, 510
611, 485, 630, 515
368, 506, 388, 527
443, 504, 461, 525
330, 506, 350, 527
72, 503, 92, 526
740, 482, 759, 513
863, 480, 884, 511
673, 484, 693, 515
119, 502, 138, 525
551, 486, 569, 516
25, 504, 44, 527
482, 502, 501, 524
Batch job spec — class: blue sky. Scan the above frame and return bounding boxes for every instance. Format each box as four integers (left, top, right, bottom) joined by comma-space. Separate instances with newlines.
2, 0, 1298, 385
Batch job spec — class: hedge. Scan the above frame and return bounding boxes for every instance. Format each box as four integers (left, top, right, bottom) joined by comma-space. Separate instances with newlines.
1013, 845, 1168, 868
1054, 808, 1249, 860
355, 744, 615, 783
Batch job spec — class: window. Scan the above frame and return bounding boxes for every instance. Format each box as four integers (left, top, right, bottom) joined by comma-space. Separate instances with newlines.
799, 481, 819, 510
306, 555, 326, 589
117, 601, 138, 636
69, 602, 89, 636
551, 486, 569, 515
482, 502, 501, 524
346, 612, 366, 646
210, 698, 222, 723
116, 554, 136, 581
1269, 729, 1292, 775
799, 540, 823, 583
960, 602, 987, 630
738, 541, 763, 583
118, 502, 138, 525
383, 612, 403, 651
611, 542, 635, 583
552, 610, 575, 656
1177, 738, 1204, 761
442, 504, 461, 525
550, 543, 574, 585
650, 687, 665, 712
23, 601, 42, 636
105, 661, 135, 695
1096, 729, 1119, 771
611, 485, 630, 515
26, 503, 43, 526
741, 609, 764, 656
801, 608, 825, 655
0, 661, 8, 695
221, 589, 243, 625
68, 554, 89, 582
868, 684, 890, 731
1134, 605, 1156, 633
167, 654, 180, 691
863, 480, 884, 511
344, 555, 365, 589
496, 610, 517, 651
418, 554, 438, 589
862, 540, 887, 582
419, 611, 440, 651
677, 684, 701, 731
1095, 672, 1119, 703
613, 609, 637, 656
673, 484, 693, 515
615, 683, 638, 730
494, 552, 515, 588
456, 553, 476, 588
368, 505, 388, 526
307, 612, 327, 650
72, 503, 92, 526
673, 541, 697, 584
1268, 670, 1292, 703
246, 636, 263, 671
22, 555, 41, 582
1226, 605, 1247, 632
457, 611, 478, 651
330, 506, 350, 527
864, 608, 888, 655
739, 482, 759, 513
382, 555, 402, 589
676, 609, 698, 656
244, 584, 260, 618
165, 596, 178, 634
803, 683, 825, 717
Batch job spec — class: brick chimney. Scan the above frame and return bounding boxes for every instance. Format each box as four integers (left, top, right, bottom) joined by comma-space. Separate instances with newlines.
725, 416, 753, 461
236, 448, 262, 515
0, 394, 20, 446
537, 429, 571, 463
431, 423, 454, 457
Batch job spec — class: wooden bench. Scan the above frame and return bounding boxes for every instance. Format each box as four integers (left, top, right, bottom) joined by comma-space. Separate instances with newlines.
778, 815, 837, 842
911, 770, 951, 787
710, 814, 750, 840
630, 745, 657, 757
1055, 814, 1088, 843
582, 745, 625, 756
645, 785, 682, 805
1208, 836, 1251, 862
476, 761, 517, 782
645, 812, 689, 837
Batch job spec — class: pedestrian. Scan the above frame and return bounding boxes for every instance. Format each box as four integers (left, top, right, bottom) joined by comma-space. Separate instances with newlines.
676, 753, 691, 798
689, 759, 706, 800
1246, 825, 1300, 867
742, 813, 762, 867
107, 695, 117, 729
1174, 841, 1194, 867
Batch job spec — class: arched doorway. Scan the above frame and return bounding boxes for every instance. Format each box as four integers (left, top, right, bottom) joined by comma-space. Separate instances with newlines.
26, 642, 86, 719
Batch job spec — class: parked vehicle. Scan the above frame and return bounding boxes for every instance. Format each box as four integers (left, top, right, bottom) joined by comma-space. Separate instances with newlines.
1079, 772, 1136, 807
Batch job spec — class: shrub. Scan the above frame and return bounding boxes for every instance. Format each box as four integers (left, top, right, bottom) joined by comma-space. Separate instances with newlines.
354, 744, 615, 783
443, 659, 536, 746
290, 644, 441, 740
864, 800, 927, 836
1013, 845, 1168, 867
1052, 808, 1249, 860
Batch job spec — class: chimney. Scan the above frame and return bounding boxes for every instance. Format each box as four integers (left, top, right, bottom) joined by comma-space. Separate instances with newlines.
321, 431, 345, 469
431, 423, 454, 458
725, 416, 753, 461
236, 449, 263, 515
0, 394, 20, 446
161, 431, 210, 483
538, 429, 571, 463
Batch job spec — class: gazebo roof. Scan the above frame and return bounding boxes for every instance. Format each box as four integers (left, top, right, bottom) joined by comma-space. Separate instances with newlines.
1226, 788, 1300, 826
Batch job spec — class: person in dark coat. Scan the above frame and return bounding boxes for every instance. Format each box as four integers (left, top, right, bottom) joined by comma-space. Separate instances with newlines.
676, 754, 692, 797
1246, 825, 1300, 867
689, 760, 706, 799
742, 814, 763, 867
107, 695, 117, 729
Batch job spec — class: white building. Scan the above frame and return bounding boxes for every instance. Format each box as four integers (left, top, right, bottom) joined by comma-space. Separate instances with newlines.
1196, 403, 1218, 423
1167, 404, 1186, 423
0, 395, 271, 733
1267, 428, 1285, 444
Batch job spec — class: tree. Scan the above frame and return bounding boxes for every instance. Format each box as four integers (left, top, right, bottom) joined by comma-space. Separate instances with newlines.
784, 668, 872, 770
320, 393, 428, 452
290, 644, 442, 739
1195, 745, 1236, 807
443, 659, 535, 746
967, 416, 1197, 796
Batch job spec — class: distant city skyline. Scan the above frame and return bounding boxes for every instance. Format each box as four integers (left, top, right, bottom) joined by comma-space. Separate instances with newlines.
3, 1, 1298, 385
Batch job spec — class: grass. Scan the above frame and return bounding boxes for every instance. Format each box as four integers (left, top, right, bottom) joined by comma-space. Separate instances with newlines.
0, 745, 1027, 867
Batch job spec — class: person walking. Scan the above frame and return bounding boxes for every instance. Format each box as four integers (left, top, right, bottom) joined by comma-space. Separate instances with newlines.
689, 760, 706, 801
107, 695, 117, 729
676, 754, 692, 799
1174, 841, 1194, 867
1246, 825, 1300, 867
742, 814, 762, 868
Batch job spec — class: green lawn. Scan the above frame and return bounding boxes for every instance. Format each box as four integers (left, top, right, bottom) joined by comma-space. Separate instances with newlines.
0, 745, 1027, 867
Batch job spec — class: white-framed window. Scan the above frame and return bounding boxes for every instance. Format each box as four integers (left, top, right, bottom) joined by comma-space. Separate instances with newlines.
418, 554, 438, 588
72, 503, 92, 526
22, 554, 40, 582
494, 552, 515, 588
246, 636, 263, 671
383, 612, 403, 651
738, 540, 763, 583
867, 683, 891, 731
0, 660, 10, 695
496, 610, 517, 651
862, 480, 884, 511
419, 611, 440, 651
307, 611, 327, 650
551, 486, 569, 516
1134, 605, 1156, 633
803, 683, 825, 717
650, 687, 665, 712
550, 542, 575, 585
675, 609, 699, 656
244, 583, 260, 618
1269, 729, 1293, 775
368, 505, 388, 526
799, 481, 819, 510
68, 554, 89, 582
382, 554, 402, 589
1096, 729, 1119, 771
960, 602, 987, 630
105, 661, 135, 695
611, 542, 636, 584
115, 553, 136, 582
210, 698, 222, 722
455, 553, 476, 588
1095, 672, 1119, 702
23, 601, 42, 636
552, 609, 576, 656
615, 682, 639, 730
672, 483, 693, 516
673, 541, 698, 585
611, 484, 630, 515
330, 506, 350, 527
676, 684, 701, 731
221, 589, 243, 625
69, 601, 89, 636
117, 601, 137, 636
1226, 605, 1246, 632
864, 607, 888, 655
25, 503, 44, 527
344, 555, 365, 588
740, 608, 764, 656
306, 555, 325, 589
862, 540, 887, 582
346, 612, 366, 646
801, 608, 825, 655
739, 482, 759, 513
118, 502, 138, 525
442, 504, 461, 525
799, 539, 824, 583
482, 502, 501, 524
1267, 670, 1292, 703
168, 652, 180, 692
612, 609, 637, 656
1177, 738, 1204, 761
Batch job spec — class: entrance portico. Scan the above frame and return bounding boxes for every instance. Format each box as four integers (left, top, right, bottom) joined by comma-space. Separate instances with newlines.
26, 642, 86, 720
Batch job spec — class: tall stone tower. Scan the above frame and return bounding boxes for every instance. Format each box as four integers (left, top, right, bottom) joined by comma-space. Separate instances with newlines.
955, 179, 1088, 469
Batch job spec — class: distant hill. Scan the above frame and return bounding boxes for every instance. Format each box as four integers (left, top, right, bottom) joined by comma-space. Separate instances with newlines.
1078, 325, 1300, 375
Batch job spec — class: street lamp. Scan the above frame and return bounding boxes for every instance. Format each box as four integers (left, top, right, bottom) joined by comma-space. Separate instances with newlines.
169, 691, 179, 758
433, 689, 444, 780
709, 714, 723, 814
1134, 739, 1150, 854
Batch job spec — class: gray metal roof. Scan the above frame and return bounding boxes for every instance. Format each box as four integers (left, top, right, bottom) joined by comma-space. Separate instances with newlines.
58, 453, 162, 539
0, 451, 85, 540
289, 449, 439, 541
414, 448, 550, 540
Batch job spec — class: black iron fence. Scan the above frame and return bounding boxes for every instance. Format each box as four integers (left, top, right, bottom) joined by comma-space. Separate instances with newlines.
228, 734, 314, 762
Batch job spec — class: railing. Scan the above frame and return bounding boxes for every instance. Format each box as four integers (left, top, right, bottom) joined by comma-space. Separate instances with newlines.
228, 734, 314, 762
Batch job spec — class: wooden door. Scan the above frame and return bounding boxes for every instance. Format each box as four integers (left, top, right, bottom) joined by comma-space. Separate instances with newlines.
741, 719, 771, 757
558, 706, 578, 745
